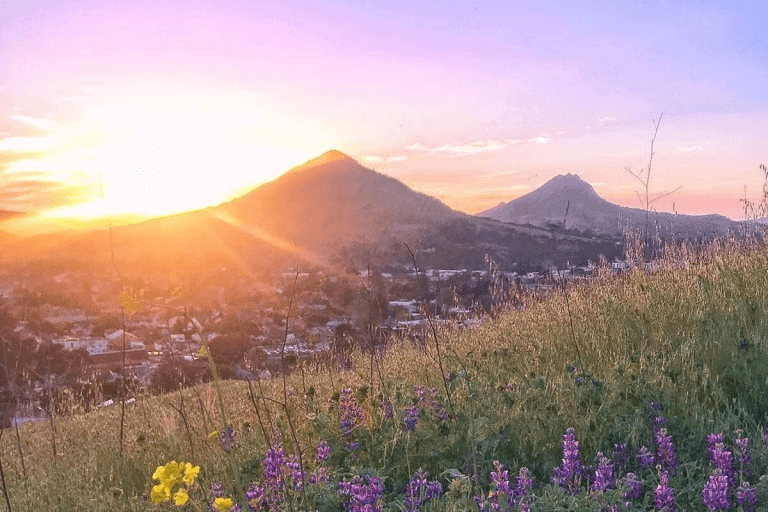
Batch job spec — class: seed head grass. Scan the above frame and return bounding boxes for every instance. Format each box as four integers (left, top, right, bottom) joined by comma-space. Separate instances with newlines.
2, 234, 768, 509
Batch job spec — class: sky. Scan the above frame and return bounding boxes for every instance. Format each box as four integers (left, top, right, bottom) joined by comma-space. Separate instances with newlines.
1, 0, 767, 234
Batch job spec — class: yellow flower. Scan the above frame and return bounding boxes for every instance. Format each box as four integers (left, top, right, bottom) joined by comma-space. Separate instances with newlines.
196, 346, 209, 358
209, 430, 219, 439
174, 487, 190, 506
213, 497, 234, 512
151, 483, 171, 504
182, 463, 200, 485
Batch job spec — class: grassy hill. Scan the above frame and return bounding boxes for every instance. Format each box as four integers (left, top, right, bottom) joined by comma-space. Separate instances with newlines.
3, 234, 768, 510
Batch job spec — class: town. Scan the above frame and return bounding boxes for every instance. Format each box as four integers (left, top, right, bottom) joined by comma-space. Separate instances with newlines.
0, 256, 631, 426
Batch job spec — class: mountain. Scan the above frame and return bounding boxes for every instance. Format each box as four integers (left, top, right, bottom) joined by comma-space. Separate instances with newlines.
479, 173, 737, 238
0, 153, 624, 274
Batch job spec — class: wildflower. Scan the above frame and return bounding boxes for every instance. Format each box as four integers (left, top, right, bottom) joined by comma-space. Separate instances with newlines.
345, 440, 360, 453
735, 481, 757, 512
150, 461, 200, 505
196, 345, 209, 358
213, 497, 240, 512
612, 443, 629, 476
637, 445, 655, 470
655, 428, 678, 472
552, 427, 584, 494
735, 429, 752, 475
404, 468, 443, 512
707, 433, 725, 460
654, 466, 677, 512
513, 467, 534, 508
622, 472, 643, 501
702, 468, 731, 511
337, 475, 385, 512
316, 440, 330, 462
403, 404, 420, 432
339, 388, 365, 437
245, 483, 265, 512
505, 380, 516, 392
592, 452, 614, 492
708, 435, 735, 485
219, 424, 237, 452
263, 433, 288, 508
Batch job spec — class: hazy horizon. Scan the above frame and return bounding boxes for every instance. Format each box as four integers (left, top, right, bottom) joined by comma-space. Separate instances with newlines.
2, 0, 767, 232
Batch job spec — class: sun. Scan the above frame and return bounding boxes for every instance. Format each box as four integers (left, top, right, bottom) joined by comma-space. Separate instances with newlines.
46, 96, 322, 222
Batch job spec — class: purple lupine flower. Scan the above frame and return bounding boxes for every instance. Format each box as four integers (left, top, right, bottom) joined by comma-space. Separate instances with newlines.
345, 440, 360, 453
316, 440, 330, 462
707, 433, 725, 461
622, 472, 643, 501
552, 427, 584, 494
309, 466, 330, 485
654, 466, 677, 512
513, 467, 534, 508
403, 404, 420, 432
735, 481, 757, 512
612, 443, 629, 476
404, 469, 443, 512
245, 483, 265, 512
379, 396, 394, 420
735, 429, 752, 475
637, 445, 655, 470
702, 468, 731, 511
655, 428, 678, 472
485, 460, 512, 511
709, 440, 736, 486
263, 433, 288, 509
763, 426, 768, 450
506, 380, 516, 392
474, 493, 491, 512
339, 388, 365, 438
592, 452, 615, 492
337, 475, 385, 512
414, 385, 426, 403
219, 424, 237, 452
286, 457, 304, 491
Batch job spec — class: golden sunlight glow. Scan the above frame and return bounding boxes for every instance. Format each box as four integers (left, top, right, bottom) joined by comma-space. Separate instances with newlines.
33, 94, 333, 222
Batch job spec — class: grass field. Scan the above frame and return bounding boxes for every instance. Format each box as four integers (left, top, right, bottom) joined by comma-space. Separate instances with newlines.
3, 234, 768, 511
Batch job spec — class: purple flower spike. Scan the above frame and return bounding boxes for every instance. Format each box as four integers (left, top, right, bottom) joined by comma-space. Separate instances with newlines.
655, 428, 678, 472
403, 404, 420, 432
735, 429, 752, 475
404, 468, 442, 512
339, 388, 365, 438
654, 466, 677, 512
592, 452, 614, 492
736, 481, 757, 512
316, 440, 330, 462
622, 472, 642, 501
551, 427, 584, 494
337, 475, 385, 512
702, 468, 731, 511
637, 445, 655, 470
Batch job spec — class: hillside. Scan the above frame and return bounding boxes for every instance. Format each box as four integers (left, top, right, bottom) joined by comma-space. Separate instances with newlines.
0, 152, 624, 274
480, 173, 737, 238
3, 235, 768, 510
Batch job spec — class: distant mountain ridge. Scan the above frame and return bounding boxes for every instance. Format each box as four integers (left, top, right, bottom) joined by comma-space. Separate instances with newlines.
479, 173, 737, 238
0, 151, 624, 273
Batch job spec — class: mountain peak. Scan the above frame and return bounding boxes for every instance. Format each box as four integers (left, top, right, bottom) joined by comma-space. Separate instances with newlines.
286, 150, 355, 175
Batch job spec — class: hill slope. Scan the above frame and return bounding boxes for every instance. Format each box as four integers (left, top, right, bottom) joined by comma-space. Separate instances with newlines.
479, 173, 737, 238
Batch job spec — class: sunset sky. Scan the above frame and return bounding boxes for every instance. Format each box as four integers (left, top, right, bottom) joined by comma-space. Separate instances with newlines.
1, 0, 767, 233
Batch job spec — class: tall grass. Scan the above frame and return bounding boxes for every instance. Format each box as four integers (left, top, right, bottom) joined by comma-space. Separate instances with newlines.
3, 234, 768, 510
